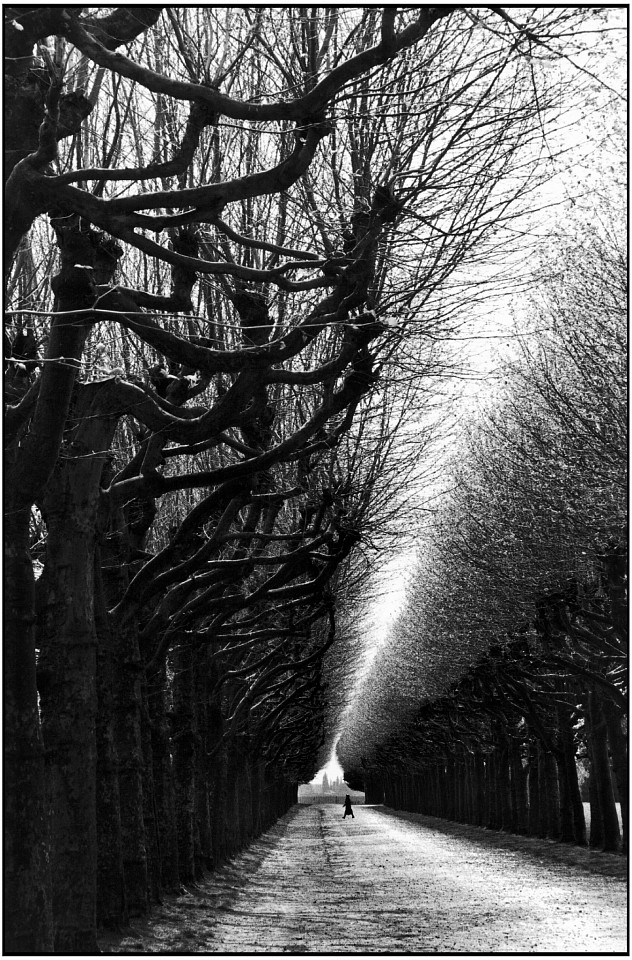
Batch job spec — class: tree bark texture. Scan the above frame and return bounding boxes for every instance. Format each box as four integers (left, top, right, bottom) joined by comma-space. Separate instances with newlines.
601, 695, 628, 851
140, 679, 161, 903
555, 697, 586, 844
113, 616, 150, 915
194, 648, 213, 877
587, 689, 620, 851
94, 547, 127, 928
3, 508, 54, 954
172, 641, 198, 883
38, 383, 118, 952
147, 662, 180, 891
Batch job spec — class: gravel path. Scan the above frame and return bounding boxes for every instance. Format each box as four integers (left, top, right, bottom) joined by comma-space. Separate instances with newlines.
101, 803, 627, 954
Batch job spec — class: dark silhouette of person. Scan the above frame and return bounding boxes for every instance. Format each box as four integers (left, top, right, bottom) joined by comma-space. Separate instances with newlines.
342, 794, 354, 819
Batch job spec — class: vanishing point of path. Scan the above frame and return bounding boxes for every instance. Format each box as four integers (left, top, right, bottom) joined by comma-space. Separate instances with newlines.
103, 804, 628, 954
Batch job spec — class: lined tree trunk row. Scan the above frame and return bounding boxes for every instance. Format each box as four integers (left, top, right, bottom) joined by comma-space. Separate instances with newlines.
93, 635, 298, 938
366, 683, 623, 852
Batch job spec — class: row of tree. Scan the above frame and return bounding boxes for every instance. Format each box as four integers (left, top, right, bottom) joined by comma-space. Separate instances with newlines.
3, 6, 618, 953
338, 179, 627, 854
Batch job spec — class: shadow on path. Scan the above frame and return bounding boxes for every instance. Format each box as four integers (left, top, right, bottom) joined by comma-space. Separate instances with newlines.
374, 805, 627, 879
99, 807, 303, 953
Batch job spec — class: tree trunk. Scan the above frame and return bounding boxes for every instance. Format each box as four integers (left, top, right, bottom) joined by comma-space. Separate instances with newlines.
587, 689, 620, 851
364, 773, 383, 805
464, 754, 474, 824
587, 755, 604, 849
453, 758, 463, 821
443, 759, 454, 820
237, 754, 252, 849
225, 756, 240, 856
140, 678, 160, 902
147, 662, 180, 891
486, 752, 500, 830
508, 736, 528, 834
527, 739, 541, 837
556, 696, 585, 844
38, 383, 118, 953
4, 227, 107, 953
94, 547, 127, 928
194, 649, 213, 876
601, 695, 628, 852
472, 752, 486, 827
537, 739, 561, 841
4, 507, 54, 953
172, 640, 198, 883
101, 491, 150, 917
495, 734, 513, 832
209, 705, 229, 866
113, 616, 150, 914
436, 763, 447, 819
251, 761, 264, 836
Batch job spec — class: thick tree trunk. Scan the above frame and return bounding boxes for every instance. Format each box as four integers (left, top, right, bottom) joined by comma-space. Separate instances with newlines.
587, 756, 604, 849
94, 547, 127, 928
485, 752, 500, 830
412, 772, 423, 814
556, 696, 585, 845
172, 640, 198, 883
4, 224, 116, 952
100, 492, 150, 917
113, 616, 150, 914
538, 743, 561, 841
495, 734, 513, 832
147, 662, 180, 891
527, 739, 541, 837
444, 758, 454, 820
463, 754, 474, 824
453, 758, 464, 821
259, 765, 271, 829
601, 695, 628, 852
140, 678, 160, 903
209, 702, 229, 866
435, 763, 447, 818
587, 689, 620, 851
251, 761, 264, 835
225, 755, 240, 856
4, 508, 54, 954
39, 535, 99, 953
194, 649, 213, 877
38, 384, 118, 953
472, 752, 486, 827
382, 772, 393, 809
236, 757, 252, 848
217, 749, 236, 858
508, 736, 528, 834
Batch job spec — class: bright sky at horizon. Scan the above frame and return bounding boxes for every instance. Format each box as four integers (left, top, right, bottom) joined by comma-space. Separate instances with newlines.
306, 750, 345, 786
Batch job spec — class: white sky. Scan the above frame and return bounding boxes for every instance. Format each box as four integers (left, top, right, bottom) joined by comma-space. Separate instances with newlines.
308, 752, 345, 786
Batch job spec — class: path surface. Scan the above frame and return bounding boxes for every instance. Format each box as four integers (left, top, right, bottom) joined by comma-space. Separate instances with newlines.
102, 804, 628, 954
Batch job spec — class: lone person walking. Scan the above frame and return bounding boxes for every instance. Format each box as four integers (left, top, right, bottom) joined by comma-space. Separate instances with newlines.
342, 794, 355, 819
